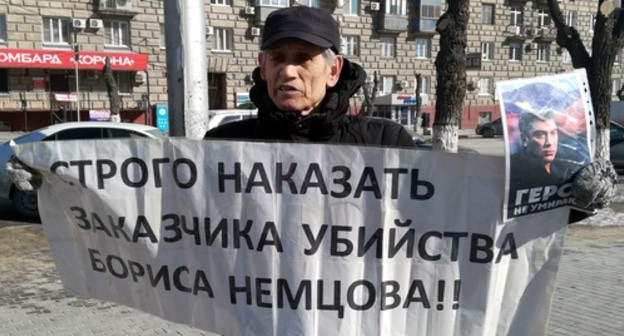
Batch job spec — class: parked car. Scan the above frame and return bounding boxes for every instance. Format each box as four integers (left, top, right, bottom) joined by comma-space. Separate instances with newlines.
0, 122, 168, 219
475, 118, 504, 138
207, 109, 258, 131
610, 120, 624, 174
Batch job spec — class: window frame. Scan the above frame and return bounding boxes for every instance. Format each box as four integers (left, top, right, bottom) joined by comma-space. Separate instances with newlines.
344, 0, 359, 16
341, 35, 360, 56
0, 14, 6, 43
114, 71, 133, 94
508, 42, 522, 61
258, 0, 288, 7
479, 77, 492, 96
212, 27, 233, 52
42, 17, 71, 46
536, 43, 550, 62
414, 38, 430, 59
385, 0, 406, 16
481, 42, 494, 61
104, 20, 130, 48
482, 4, 495, 25
510, 6, 523, 26
381, 76, 395, 95
380, 36, 395, 58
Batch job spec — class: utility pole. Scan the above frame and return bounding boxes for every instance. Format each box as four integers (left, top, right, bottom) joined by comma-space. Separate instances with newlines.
73, 29, 81, 121
164, 0, 209, 138
164, 0, 184, 136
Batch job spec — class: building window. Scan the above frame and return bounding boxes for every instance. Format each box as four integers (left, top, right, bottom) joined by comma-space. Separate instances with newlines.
482, 4, 495, 25
613, 79, 621, 96
380, 37, 395, 58
537, 43, 550, 62
43, 17, 71, 45
0, 69, 8, 93
415, 39, 430, 58
616, 49, 622, 64
589, 13, 596, 32
0, 14, 6, 42
104, 20, 130, 48
537, 9, 551, 28
509, 42, 522, 61
481, 42, 494, 61
259, 0, 288, 6
415, 75, 430, 95
381, 76, 395, 95
479, 77, 492, 95
210, 0, 230, 4
565, 10, 578, 27
341, 35, 359, 56
212, 28, 232, 52
385, 0, 406, 16
159, 24, 166, 49
345, 0, 359, 15
114, 72, 133, 94
297, 0, 318, 7
510, 7, 523, 26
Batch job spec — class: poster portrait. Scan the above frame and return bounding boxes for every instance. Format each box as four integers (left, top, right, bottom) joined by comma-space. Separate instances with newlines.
497, 69, 595, 221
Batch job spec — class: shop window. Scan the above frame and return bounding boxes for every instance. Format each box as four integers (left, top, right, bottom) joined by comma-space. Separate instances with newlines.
43, 17, 71, 45
0, 69, 8, 93
104, 20, 130, 48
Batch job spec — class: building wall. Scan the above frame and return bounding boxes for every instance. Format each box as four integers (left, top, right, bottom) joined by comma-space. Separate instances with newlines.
0, 0, 620, 131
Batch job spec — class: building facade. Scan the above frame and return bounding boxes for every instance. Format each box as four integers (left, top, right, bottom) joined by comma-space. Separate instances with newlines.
0, 0, 621, 131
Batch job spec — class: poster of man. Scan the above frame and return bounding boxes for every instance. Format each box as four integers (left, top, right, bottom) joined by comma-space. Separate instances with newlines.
498, 69, 594, 221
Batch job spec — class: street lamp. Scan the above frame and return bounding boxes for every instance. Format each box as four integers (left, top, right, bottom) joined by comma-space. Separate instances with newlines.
72, 29, 81, 121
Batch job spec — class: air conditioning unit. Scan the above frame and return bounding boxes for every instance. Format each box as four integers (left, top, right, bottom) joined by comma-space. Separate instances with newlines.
99, 0, 135, 11
134, 71, 146, 84
72, 19, 87, 29
244, 6, 255, 15
89, 19, 103, 29
206, 26, 214, 36
251, 27, 261, 37
370, 2, 380, 11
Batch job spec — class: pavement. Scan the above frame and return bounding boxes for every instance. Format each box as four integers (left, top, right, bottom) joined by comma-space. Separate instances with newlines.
0, 130, 623, 335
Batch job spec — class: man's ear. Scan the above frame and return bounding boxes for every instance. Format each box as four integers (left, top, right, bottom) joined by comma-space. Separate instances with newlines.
258, 53, 266, 80
326, 55, 343, 88
520, 133, 528, 147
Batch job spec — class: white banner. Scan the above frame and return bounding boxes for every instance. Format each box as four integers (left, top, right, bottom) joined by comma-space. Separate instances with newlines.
14, 139, 569, 336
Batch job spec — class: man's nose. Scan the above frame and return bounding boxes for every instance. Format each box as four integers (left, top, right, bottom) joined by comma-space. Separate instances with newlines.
543, 134, 552, 147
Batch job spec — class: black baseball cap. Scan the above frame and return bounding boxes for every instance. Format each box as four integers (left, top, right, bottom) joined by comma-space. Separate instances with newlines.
260, 6, 341, 54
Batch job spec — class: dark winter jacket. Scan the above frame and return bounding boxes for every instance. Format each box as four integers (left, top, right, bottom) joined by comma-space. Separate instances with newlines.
204, 59, 415, 148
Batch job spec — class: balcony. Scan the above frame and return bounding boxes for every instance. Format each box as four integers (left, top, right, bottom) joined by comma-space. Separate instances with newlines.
97, 0, 139, 16
503, 24, 528, 40
534, 26, 557, 41
378, 13, 408, 33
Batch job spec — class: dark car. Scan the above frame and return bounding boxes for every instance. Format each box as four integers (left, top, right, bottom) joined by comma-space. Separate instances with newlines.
610, 120, 624, 174
475, 118, 504, 138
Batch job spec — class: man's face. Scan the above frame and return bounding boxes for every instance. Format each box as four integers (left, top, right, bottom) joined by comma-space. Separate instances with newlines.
525, 119, 558, 164
259, 39, 343, 116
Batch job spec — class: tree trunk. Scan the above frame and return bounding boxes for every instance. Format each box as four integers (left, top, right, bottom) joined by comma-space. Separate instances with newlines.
103, 56, 121, 122
433, 0, 469, 152
547, 0, 624, 159
414, 73, 422, 133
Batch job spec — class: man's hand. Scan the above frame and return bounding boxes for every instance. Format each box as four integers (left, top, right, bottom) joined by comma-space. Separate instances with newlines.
572, 158, 618, 210
6, 156, 42, 192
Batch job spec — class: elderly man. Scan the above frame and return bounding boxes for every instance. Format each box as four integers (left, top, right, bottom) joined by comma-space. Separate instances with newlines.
203, 6, 415, 146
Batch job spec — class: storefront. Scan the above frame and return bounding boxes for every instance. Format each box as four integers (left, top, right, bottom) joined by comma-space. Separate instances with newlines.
0, 48, 149, 130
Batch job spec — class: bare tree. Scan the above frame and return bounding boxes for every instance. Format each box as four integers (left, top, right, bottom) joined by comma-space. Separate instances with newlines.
547, 0, 624, 159
433, 0, 470, 152
414, 73, 422, 133
103, 57, 121, 122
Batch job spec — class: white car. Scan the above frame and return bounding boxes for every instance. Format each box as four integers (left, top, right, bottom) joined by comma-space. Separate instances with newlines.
0, 121, 168, 219
207, 109, 257, 131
